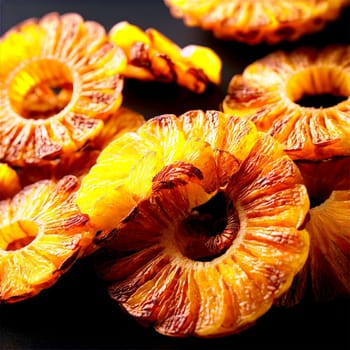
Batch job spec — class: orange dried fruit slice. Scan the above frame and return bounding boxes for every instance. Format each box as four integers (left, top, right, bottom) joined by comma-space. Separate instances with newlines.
164, 0, 350, 44
305, 189, 350, 299
0, 175, 94, 303
223, 44, 350, 161
0, 163, 21, 200
109, 21, 222, 93
16, 106, 145, 187
76, 110, 310, 337
0, 12, 127, 166
222, 45, 350, 304
279, 156, 350, 305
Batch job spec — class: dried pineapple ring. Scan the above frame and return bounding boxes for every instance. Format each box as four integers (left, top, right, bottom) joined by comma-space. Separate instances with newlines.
222, 44, 350, 304
223, 44, 350, 160
305, 189, 350, 298
0, 12, 127, 166
109, 21, 222, 93
0, 175, 94, 303
76, 110, 310, 337
164, 0, 350, 44
0, 163, 21, 200
279, 156, 350, 305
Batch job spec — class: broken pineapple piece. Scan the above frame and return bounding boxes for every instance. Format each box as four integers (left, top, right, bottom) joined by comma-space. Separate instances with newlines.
164, 0, 350, 44
76, 110, 310, 337
0, 175, 94, 303
0, 12, 127, 166
109, 21, 222, 93
0, 163, 21, 200
223, 44, 350, 161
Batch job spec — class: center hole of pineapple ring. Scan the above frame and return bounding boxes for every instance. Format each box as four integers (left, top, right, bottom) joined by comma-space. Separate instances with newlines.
0, 220, 39, 251
8, 59, 74, 120
177, 191, 240, 262
286, 67, 349, 108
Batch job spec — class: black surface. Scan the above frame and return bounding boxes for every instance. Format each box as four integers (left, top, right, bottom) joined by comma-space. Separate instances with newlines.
0, 1, 350, 349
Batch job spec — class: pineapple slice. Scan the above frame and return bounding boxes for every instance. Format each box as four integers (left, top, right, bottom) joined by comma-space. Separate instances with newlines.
0, 175, 94, 303
223, 45, 350, 304
109, 21, 222, 93
305, 190, 350, 300
76, 110, 310, 337
223, 44, 350, 161
279, 157, 350, 304
164, 0, 350, 44
0, 163, 21, 200
0, 12, 127, 166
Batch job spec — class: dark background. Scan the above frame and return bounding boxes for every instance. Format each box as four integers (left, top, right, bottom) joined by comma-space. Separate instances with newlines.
0, 1, 349, 349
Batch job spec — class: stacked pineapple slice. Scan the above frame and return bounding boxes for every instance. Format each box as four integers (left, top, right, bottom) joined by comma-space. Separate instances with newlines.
223, 44, 350, 303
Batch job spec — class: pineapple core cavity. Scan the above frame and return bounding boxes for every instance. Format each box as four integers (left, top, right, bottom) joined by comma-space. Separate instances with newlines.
176, 191, 239, 262
0, 219, 38, 251
8, 58, 74, 119
286, 66, 349, 108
